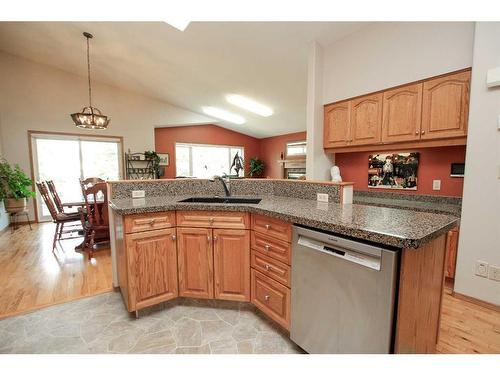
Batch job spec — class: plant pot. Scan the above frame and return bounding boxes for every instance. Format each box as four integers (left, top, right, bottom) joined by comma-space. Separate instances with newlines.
4, 198, 27, 213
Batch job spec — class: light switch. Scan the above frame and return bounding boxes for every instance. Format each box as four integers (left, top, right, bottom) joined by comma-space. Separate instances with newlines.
432, 180, 441, 191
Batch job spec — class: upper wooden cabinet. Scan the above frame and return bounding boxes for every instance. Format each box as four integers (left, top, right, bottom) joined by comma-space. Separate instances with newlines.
323, 69, 470, 152
125, 228, 178, 311
324, 102, 350, 148
213, 229, 250, 302
177, 227, 214, 299
350, 93, 383, 146
421, 71, 471, 140
382, 83, 423, 143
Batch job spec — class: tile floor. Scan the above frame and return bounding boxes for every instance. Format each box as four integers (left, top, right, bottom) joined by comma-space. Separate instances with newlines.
0, 292, 303, 354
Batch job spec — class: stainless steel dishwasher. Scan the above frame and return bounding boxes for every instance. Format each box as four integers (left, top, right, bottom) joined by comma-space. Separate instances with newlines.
290, 225, 399, 354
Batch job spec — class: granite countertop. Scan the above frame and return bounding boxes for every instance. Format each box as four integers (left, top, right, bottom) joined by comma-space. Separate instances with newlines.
353, 195, 462, 216
110, 195, 459, 249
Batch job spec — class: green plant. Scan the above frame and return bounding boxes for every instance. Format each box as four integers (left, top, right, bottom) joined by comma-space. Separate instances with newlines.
249, 157, 264, 177
0, 158, 36, 200
144, 151, 162, 179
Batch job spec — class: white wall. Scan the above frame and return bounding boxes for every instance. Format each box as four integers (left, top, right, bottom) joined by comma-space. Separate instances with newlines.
322, 22, 475, 103
0, 51, 212, 221
454, 22, 500, 306
0, 122, 8, 231
305, 22, 474, 181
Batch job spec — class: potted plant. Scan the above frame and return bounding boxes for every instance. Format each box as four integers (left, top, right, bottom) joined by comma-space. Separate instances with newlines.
144, 151, 163, 179
0, 158, 36, 213
249, 157, 265, 178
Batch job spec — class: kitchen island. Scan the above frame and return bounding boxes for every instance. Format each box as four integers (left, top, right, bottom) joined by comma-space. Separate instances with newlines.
108, 179, 459, 354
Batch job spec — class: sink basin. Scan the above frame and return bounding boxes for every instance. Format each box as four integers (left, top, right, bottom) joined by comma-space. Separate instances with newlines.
179, 197, 262, 204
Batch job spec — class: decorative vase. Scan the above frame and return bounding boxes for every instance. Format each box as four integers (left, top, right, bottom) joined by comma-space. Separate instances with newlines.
4, 198, 27, 213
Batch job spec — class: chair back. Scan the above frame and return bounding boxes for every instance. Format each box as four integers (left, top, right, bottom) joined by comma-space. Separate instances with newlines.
36, 181, 58, 221
83, 182, 109, 228
46, 180, 64, 213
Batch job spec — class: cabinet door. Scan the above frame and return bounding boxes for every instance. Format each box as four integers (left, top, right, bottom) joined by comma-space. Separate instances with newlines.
350, 93, 383, 146
445, 228, 460, 278
126, 228, 178, 311
324, 102, 350, 148
177, 227, 214, 299
421, 71, 470, 140
382, 83, 423, 143
213, 229, 250, 302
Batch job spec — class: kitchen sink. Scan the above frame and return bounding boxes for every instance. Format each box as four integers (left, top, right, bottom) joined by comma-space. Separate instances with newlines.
179, 197, 262, 204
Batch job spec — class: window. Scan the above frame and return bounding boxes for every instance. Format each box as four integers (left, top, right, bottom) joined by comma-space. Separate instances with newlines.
286, 141, 307, 157
175, 143, 244, 178
30, 132, 123, 221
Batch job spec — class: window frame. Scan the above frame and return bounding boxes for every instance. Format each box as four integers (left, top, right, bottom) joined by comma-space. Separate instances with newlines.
174, 142, 245, 178
285, 140, 307, 158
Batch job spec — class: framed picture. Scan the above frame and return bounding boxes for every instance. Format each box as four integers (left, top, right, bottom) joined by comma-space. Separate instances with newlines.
158, 153, 170, 166
368, 152, 419, 190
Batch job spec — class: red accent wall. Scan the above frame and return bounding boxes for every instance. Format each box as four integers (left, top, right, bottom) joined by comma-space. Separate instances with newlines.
335, 146, 466, 197
154, 125, 261, 178
259, 131, 307, 178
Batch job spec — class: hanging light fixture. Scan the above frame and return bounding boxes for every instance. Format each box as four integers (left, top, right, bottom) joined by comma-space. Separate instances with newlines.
70, 32, 110, 129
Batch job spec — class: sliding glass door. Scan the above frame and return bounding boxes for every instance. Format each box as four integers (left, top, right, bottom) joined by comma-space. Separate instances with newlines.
31, 133, 123, 221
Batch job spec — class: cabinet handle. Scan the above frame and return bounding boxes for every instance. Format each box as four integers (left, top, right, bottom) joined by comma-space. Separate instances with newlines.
264, 244, 271, 251
207, 235, 211, 242
171, 234, 176, 241
209, 217, 214, 223
213, 235, 218, 241
265, 264, 271, 271
421, 130, 425, 134
149, 219, 156, 226
264, 295, 270, 301
415, 131, 419, 135
265, 224, 271, 230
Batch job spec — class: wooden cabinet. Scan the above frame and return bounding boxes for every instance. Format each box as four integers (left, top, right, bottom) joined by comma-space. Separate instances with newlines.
251, 231, 291, 265
251, 269, 291, 330
213, 229, 250, 301
177, 227, 214, 299
350, 93, 383, 146
324, 102, 351, 148
382, 83, 423, 143
251, 214, 292, 242
176, 210, 249, 230
421, 71, 470, 140
125, 228, 178, 311
124, 211, 176, 234
251, 250, 291, 287
323, 69, 470, 152
445, 228, 460, 279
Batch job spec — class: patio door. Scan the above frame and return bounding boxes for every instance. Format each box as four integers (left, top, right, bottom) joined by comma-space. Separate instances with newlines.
30, 132, 123, 222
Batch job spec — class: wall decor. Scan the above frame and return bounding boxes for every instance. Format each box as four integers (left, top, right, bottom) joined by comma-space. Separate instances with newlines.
368, 152, 419, 190
158, 153, 170, 166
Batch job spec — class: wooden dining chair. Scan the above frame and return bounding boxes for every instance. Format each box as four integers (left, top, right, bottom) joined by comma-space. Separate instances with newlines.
46, 180, 84, 214
80, 182, 109, 259
80, 177, 105, 195
36, 181, 82, 250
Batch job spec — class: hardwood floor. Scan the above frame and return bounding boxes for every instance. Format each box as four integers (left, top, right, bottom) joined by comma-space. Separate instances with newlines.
437, 282, 500, 353
0, 223, 498, 353
0, 222, 112, 319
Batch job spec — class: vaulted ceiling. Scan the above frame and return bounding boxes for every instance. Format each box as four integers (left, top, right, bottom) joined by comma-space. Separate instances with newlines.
0, 22, 368, 138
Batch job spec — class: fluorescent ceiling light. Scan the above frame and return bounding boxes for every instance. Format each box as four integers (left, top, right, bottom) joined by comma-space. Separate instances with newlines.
202, 106, 246, 125
165, 20, 190, 31
226, 94, 273, 117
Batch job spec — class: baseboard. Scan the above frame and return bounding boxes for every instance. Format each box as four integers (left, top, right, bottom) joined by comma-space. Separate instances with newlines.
452, 291, 500, 313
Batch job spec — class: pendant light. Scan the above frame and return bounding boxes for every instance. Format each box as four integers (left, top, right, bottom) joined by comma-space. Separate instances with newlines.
70, 32, 110, 129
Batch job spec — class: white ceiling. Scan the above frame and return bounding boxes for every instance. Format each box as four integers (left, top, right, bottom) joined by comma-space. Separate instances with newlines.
0, 22, 368, 138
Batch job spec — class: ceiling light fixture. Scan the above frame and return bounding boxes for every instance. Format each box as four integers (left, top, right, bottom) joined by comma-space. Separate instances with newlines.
70, 32, 110, 130
226, 94, 273, 117
165, 20, 191, 32
202, 107, 246, 125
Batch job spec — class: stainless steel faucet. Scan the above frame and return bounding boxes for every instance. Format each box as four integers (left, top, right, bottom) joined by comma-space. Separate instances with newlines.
210, 175, 231, 196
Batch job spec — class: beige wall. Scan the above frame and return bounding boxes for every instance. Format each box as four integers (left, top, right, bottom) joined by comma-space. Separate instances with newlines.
305, 22, 475, 181
0, 51, 212, 221
454, 22, 500, 305
0, 123, 7, 231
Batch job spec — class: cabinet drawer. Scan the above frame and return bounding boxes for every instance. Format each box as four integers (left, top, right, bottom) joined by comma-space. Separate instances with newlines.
251, 214, 291, 242
251, 250, 290, 287
176, 210, 249, 229
251, 269, 290, 330
251, 231, 291, 265
124, 212, 176, 234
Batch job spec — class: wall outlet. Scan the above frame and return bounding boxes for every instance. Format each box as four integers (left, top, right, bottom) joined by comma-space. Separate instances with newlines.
317, 193, 329, 203
475, 261, 489, 278
132, 190, 145, 199
432, 180, 441, 191
488, 265, 500, 281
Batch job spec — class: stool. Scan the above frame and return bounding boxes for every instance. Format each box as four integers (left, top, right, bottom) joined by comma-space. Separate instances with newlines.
10, 210, 32, 233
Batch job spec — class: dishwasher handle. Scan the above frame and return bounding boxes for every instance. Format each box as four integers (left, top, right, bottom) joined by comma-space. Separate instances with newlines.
297, 235, 381, 271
